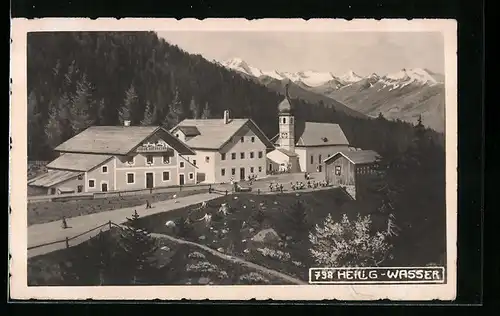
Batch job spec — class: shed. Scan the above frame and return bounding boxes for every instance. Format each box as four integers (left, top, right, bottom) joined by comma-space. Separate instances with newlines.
324, 150, 381, 200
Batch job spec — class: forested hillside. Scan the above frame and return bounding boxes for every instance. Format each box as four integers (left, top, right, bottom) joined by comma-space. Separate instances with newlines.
27, 31, 443, 161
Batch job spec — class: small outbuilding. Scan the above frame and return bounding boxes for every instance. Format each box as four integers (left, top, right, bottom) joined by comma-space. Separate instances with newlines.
324, 150, 381, 200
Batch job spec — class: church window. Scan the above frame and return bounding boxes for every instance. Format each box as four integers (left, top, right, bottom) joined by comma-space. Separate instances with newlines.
283, 117, 286, 124
290, 117, 294, 124
310, 155, 314, 164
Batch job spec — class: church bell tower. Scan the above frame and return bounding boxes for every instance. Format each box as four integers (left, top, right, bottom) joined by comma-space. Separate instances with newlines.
278, 83, 295, 152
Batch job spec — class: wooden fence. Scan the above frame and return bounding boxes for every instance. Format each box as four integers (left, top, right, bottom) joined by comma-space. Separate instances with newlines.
28, 183, 212, 204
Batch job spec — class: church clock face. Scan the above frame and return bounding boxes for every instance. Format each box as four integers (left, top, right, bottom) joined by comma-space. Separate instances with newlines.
281, 132, 289, 139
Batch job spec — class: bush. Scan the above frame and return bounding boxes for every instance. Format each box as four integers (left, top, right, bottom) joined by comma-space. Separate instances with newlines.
309, 213, 392, 267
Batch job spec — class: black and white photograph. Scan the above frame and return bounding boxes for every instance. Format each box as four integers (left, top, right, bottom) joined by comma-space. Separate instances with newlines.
9, 18, 457, 300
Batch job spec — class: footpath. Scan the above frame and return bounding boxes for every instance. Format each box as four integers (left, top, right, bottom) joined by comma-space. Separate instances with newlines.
28, 192, 220, 258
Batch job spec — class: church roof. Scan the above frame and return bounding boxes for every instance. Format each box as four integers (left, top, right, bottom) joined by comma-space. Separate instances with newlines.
295, 122, 350, 147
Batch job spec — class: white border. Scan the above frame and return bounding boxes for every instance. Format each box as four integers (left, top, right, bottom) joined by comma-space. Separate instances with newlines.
10, 18, 457, 301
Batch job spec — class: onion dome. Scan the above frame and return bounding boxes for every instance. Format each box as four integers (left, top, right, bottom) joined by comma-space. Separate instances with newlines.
278, 82, 293, 115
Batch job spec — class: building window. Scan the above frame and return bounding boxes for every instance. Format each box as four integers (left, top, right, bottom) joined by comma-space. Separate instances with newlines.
290, 117, 294, 124
101, 182, 108, 192
283, 117, 286, 124
240, 137, 244, 143
205, 156, 210, 163
193, 159, 197, 166
240, 152, 245, 159
180, 161, 185, 168
189, 173, 194, 180
77, 185, 83, 193
77, 174, 83, 180
127, 173, 135, 184
335, 166, 341, 176
221, 168, 226, 176
250, 152, 254, 159
250, 167, 254, 173
163, 155, 170, 164
231, 168, 236, 176
251, 136, 255, 143
163, 171, 170, 181
102, 165, 108, 173
231, 153, 236, 160
176, 133, 179, 138
146, 155, 153, 165
310, 155, 314, 164
88, 179, 95, 188
258, 151, 263, 158
221, 153, 226, 160
258, 166, 262, 172
318, 155, 322, 163
50, 188, 56, 195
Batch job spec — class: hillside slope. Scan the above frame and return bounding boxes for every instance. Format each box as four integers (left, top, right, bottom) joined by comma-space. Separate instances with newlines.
324, 78, 445, 132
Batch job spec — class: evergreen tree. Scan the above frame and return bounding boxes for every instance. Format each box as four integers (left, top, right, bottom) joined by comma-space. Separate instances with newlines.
189, 97, 200, 119
69, 73, 95, 134
115, 210, 159, 284
285, 200, 311, 237
201, 101, 211, 119
163, 87, 184, 128
140, 101, 156, 126
97, 98, 106, 125
119, 84, 138, 125
44, 105, 63, 150
27, 91, 43, 158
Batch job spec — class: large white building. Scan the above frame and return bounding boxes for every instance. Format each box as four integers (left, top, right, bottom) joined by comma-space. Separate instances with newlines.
171, 111, 275, 184
267, 84, 352, 173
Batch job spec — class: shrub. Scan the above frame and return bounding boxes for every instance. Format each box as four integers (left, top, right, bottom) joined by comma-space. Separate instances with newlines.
185, 261, 219, 273
187, 251, 206, 259
238, 272, 270, 285
309, 213, 392, 267
256, 247, 291, 262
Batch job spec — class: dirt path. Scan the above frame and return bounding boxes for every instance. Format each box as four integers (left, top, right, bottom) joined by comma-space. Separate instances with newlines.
27, 192, 220, 258
150, 232, 308, 285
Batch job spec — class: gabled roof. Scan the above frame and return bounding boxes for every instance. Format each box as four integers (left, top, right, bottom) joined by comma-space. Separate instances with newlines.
28, 170, 81, 188
295, 122, 350, 147
47, 153, 112, 172
55, 126, 195, 156
272, 122, 350, 147
277, 148, 298, 157
177, 126, 201, 137
324, 150, 381, 165
172, 118, 275, 151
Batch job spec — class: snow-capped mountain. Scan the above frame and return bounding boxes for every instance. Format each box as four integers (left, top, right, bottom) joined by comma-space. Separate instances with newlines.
219, 57, 445, 132
339, 70, 364, 84
220, 57, 443, 89
221, 57, 355, 87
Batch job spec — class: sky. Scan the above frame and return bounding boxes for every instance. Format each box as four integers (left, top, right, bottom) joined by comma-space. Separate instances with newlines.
157, 31, 444, 77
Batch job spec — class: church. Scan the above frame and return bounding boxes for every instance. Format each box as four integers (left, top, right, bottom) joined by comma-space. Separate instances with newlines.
266, 84, 352, 174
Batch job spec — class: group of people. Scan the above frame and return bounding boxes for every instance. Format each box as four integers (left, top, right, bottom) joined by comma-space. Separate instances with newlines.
291, 179, 329, 191
269, 182, 285, 193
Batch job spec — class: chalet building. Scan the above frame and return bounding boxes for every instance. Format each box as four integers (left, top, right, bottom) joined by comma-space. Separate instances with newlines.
267, 84, 352, 173
323, 150, 381, 200
171, 110, 275, 184
28, 121, 197, 195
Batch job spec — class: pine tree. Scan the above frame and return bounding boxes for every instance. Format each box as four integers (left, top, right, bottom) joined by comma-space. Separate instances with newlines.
69, 73, 95, 134
44, 105, 63, 150
285, 200, 310, 236
163, 87, 184, 128
119, 84, 138, 125
97, 99, 106, 125
140, 101, 156, 126
27, 91, 43, 158
189, 97, 199, 119
201, 101, 211, 119
115, 210, 159, 284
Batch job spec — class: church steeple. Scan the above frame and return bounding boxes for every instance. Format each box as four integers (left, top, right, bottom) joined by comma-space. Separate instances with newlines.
278, 81, 295, 152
